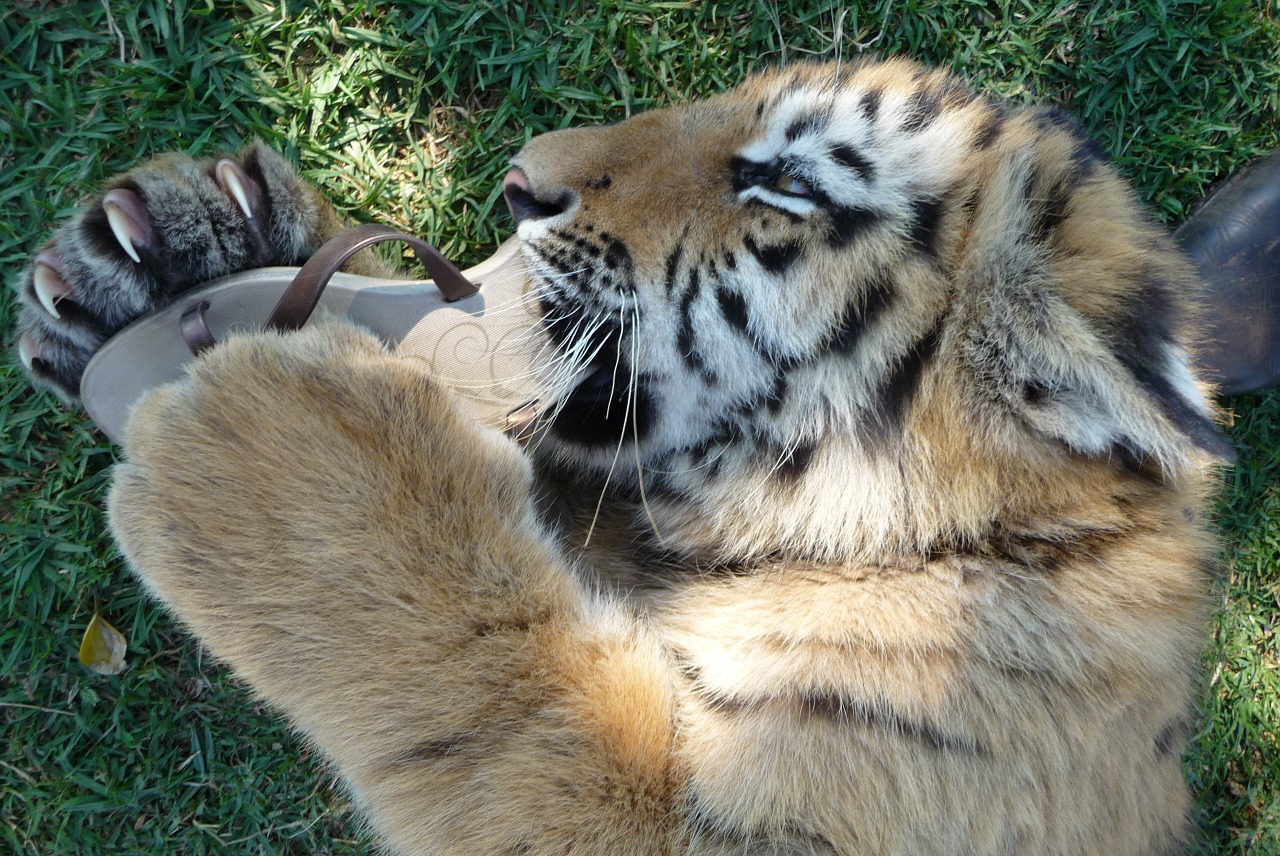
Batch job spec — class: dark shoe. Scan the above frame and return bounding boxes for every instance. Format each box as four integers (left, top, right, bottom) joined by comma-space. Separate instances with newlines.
1176, 149, 1280, 395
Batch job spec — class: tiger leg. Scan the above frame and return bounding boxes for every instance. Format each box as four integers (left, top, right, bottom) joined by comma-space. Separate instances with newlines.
107, 321, 681, 855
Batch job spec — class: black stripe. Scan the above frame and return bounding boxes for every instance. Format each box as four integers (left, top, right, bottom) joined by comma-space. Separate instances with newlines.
786, 113, 827, 142
775, 440, 819, 484
826, 275, 895, 355
1110, 269, 1232, 462
688, 673, 984, 756
988, 523, 1125, 574
539, 245, 586, 288
869, 318, 944, 440
599, 232, 633, 273
909, 196, 947, 257
937, 77, 976, 109
827, 204, 879, 248
859, 88, 882, 122
766, 371, 789, 415
1032, 107, 1111, 165
744, 234, 804, 275
676, 269, 706, 375
685, 418, 739, 477
663, 241, 684, 294
386, 735, 473, 765
1119, 352, 1235, 463
973, 107, 1006, 150
901, 88, 943, 133
829, 144, 876, 182
1110, 437, 1161, 481
1155, 716, 1189, 758
801, 692, 987, 755
1030, 180, 1072, 244
715, 285, 750, 335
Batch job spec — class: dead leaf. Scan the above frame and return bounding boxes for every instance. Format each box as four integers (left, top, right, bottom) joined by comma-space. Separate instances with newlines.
79, 613, 127, 675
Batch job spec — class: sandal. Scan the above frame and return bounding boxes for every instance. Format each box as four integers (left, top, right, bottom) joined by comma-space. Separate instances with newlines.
80, 225, 541, 444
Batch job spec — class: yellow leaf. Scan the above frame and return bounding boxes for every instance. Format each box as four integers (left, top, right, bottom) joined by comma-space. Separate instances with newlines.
79, 613, 127, 675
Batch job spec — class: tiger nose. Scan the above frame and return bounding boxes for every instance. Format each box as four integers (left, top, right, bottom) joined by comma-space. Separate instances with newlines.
503, 167, 573, 224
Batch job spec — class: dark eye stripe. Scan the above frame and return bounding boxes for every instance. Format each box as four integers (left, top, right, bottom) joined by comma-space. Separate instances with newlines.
731, 156, 828, 204
729, 156, 778, 194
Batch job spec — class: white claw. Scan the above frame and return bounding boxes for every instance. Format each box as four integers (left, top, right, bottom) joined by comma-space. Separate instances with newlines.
17, 334, 37, 371
216, 160, 254, 220
105, 202, 143, 264
33, 264, 65, 319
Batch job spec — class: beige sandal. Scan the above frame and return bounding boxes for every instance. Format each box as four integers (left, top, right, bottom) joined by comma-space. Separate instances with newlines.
80, 225, 541, 443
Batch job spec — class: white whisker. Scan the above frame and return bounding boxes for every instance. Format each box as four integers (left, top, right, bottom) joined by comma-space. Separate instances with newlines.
583, 298, 633, 547
630, 299, 664, 544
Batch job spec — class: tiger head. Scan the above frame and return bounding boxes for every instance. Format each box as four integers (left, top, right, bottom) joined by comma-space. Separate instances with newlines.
504, 58, 1231, 562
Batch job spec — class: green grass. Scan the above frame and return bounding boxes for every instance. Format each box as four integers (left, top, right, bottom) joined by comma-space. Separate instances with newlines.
2, 1, 1277, 852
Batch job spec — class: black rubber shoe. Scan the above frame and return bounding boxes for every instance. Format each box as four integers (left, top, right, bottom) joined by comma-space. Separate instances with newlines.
1176, 149, 1280, 396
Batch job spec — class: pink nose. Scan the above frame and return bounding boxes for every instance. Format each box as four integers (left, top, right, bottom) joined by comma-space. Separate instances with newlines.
502, 167, 570, 224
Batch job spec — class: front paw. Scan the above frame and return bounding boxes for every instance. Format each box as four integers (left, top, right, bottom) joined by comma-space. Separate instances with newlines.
14, 141, 335, 401
110, 321, 535, 611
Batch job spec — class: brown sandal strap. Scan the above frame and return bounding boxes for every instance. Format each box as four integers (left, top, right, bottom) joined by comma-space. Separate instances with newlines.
267, 224, 478, 332
179, 225, 479, 354
179, 301, 218, 356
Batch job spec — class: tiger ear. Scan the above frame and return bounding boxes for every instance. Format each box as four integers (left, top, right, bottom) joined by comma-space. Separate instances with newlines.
958, 147, 1234, 480
967, 284, 1239, 478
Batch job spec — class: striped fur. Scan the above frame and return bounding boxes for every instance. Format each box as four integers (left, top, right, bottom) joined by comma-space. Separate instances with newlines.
26, 58, 1229, 854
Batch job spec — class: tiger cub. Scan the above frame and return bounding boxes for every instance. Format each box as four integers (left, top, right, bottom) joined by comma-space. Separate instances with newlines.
16, 57, 1229, 854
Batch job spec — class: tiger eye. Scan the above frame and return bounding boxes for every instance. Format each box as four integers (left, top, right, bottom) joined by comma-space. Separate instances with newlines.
774, 172, 813, 197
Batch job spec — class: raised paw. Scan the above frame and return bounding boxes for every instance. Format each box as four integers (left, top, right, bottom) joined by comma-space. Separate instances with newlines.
14, 141, 343, 401
111, 320, 535, 596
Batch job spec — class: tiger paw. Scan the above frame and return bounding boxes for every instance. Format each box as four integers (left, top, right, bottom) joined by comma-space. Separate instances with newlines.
14, 141, 338, 401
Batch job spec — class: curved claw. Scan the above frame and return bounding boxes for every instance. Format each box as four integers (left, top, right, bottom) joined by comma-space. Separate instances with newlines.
214, 158, 263, 221
17, 332, 39, 371
33, 251, 72, 319
102, 188, 153, 264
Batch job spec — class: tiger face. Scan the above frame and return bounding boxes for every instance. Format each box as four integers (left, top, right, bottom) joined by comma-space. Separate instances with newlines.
506, 58, 1229, 562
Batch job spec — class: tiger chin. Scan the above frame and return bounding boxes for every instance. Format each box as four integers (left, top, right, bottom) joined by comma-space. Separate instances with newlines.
15, 57, 1231, 855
